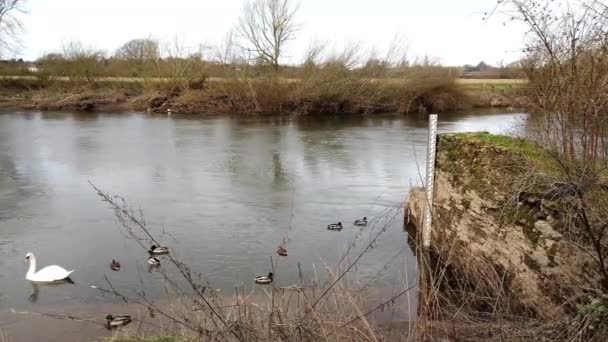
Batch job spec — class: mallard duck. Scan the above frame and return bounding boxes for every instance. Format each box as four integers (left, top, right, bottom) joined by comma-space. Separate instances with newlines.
327, 222, 343, 231
24, 253, 74, 283
254, 272, 274, 285
149, 245, 169, 255
105, 314, 132, 328
354, 217, 368, 226
110, 259, 121, 272
277, 246, 288, 257
147, 256, 161, 267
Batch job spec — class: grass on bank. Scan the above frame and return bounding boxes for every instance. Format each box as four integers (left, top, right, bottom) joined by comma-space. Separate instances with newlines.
449, 132, 556, 167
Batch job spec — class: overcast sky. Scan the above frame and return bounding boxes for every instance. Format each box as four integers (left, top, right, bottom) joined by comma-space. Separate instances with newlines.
17, 0, 527, 66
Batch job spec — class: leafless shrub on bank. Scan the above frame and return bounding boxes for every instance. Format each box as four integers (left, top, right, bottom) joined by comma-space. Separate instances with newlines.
143, 38, 208, 94
85, 182, 415, 341
491, 0, 608, 291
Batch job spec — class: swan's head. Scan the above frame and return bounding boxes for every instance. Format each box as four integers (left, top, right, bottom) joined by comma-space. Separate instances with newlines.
25, 252, 34, 262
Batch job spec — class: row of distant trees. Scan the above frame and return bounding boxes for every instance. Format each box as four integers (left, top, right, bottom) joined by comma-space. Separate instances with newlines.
0, 0, 302, 72
26, 39, 446, 80
0, 0, 522, 78
461, 61, 525, 78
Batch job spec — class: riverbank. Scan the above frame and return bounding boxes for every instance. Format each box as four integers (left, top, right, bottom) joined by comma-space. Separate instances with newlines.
0, 75, 523, 115
407, 133, 608, 341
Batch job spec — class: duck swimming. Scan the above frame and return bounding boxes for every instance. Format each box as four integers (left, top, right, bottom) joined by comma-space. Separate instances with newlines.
147, 256, 161, 267
254, 272, 274, 285
25, 253, 74, 283
110, 259, 121, 272
106, 315, 132, 329
149, 245, 170, 255
327, 222, 343, 231
354, 217, 368, 226
277, 246, 288, 257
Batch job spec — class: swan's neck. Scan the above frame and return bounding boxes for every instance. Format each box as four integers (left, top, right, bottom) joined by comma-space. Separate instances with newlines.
27, 257, 37, 276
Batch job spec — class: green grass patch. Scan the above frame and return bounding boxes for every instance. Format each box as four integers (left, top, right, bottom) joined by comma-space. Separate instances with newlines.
456, 82, 526, 103
449, 132, 556, 168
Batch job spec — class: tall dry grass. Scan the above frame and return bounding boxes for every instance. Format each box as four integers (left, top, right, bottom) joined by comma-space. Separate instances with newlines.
0, 67, 462, 115
166, 66, 462, 115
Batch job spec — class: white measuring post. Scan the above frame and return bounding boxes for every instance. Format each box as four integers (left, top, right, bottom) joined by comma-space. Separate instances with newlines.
423, 114, 438, 249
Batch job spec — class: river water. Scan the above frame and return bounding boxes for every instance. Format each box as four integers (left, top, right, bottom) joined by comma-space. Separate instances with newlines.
0, 110, 526, 340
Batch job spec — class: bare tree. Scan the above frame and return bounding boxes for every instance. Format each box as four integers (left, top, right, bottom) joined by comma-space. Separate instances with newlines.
114, 38, 159, 73
237, 0, 299, 71
61, 41, 106, 81
0, 0, 26, 55
115, 38, 159, 61
492, 0, 608, 290
214, 30, 244, 65
62, 41, 105, 60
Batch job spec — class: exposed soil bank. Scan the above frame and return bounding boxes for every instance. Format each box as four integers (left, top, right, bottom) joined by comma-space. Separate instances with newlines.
407, 133, 607, 340
0, 78, 520, 115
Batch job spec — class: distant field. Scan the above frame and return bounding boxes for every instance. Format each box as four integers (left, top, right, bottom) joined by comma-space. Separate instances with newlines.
456, 78, 528, 84
0, 75, 529, 85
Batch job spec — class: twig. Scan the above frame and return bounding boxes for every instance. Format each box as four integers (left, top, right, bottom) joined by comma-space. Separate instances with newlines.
299, 209, 401, 323
323, 282, 417, 338
89, 181, 244, 342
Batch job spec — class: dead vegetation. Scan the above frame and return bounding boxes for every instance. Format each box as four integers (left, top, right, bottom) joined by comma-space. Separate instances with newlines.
0, 66, 472, 115
81, 182, 418, 342
403, 3, 608, 340
409, 132, 608, 341
493, 0, 608, 288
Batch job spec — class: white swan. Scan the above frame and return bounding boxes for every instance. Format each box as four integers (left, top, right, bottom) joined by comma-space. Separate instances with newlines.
25, 252, 74, 282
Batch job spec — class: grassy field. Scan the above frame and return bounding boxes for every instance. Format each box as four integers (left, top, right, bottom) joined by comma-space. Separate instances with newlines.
0, 74, 527, 84
455, 78, 527, 84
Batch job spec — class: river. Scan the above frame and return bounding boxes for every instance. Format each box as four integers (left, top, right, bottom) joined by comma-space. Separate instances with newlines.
0, 110, 526, 341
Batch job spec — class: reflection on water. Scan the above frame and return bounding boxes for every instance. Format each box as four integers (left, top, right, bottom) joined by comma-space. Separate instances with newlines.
28, 283, 39, 302
0, 110, 527, 314
28, 279, 76, 303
